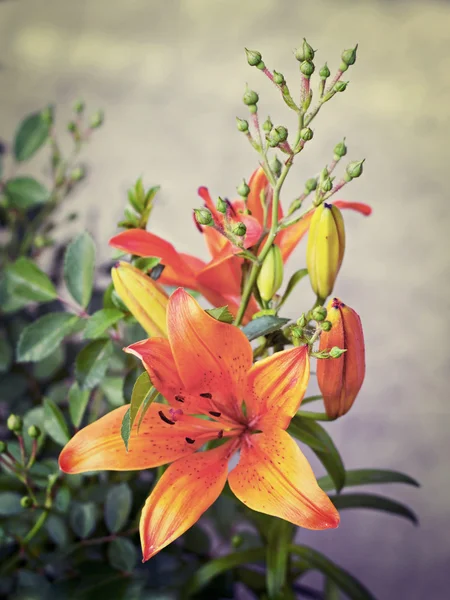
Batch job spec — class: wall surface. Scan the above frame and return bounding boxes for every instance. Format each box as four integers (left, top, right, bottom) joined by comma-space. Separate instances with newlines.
1, 1, 449, 598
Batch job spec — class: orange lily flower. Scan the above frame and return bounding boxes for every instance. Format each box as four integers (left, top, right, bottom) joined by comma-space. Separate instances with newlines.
109, 168, 371, 320
59, 289, 339, 560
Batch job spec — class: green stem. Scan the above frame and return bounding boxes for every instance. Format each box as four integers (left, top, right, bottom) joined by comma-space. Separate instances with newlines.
23, 510, 49, 544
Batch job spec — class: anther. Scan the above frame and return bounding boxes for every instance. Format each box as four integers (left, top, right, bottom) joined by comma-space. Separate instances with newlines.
185, 437, 195, 444
217, 430, 224, 439
200, 392, 212, 399
158, 410, 175, 425
209, 411, 221, 418
175, 395, 185, 403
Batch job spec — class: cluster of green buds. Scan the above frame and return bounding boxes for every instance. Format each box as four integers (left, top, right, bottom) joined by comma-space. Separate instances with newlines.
245, 48, 266, 71
118, 179, 160, 229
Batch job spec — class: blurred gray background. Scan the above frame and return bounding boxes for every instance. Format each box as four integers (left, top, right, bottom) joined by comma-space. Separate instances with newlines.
1, 0, 449, 598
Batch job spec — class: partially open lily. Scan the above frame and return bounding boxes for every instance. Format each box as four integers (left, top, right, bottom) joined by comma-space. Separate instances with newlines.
59, 289, 339, 561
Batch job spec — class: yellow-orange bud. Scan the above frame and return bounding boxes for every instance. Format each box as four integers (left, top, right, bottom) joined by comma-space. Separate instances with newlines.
257, 244, 284, 302
317, 298, 365, 419
111, 262, 168, 337
306, 203, 345, 302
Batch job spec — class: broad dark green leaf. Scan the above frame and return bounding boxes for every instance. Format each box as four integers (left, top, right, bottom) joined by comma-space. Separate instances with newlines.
277, 268, 308, 309
68, 382, 90, 428
64, 231, 96, 308
184, 524, 211, 555
205, 305, 234, 324
290, 545, 375, 600
4, 176, 50, 209
318, 468, 419, 493
70, 502, 98, 538
242, 315, 290, 341
266, 519, 293, 599
84, 308, 124, 339
5, 257, 57, 302
121, 408, 131, 451
288, 416, 345, 492
0, 334, 13, 373
43, 398, 70, 446
0, 491, 23, 516
75, 339, 113, 390
185, 548, 265, 596
13, 110, 50, 161
330, 493, 418, 525
46, 514, 70, 547
32, 345, 65, 380
17, 313, 80, 362
105, 483, 133, 533
107, 537, 138, 573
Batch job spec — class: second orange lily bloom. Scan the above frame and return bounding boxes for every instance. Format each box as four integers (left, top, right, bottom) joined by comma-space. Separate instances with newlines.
59, 288, 339, 561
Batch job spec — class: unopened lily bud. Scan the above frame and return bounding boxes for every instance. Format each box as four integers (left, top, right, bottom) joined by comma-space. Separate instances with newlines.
334, 81, 348, 93
232, 222, 247, 237
257, 245, 283, 302
112, 262, 168, 337
321, 320, 332, 332
194, 208, 213, 226
73, 99, 85, 114
319, 64, 330, 79
245, 48, 262, 67
306, 203, 345, 301
262, 117, 273, 133
237, 180, 250, 198
330, 346, 347, 358
274, 126, 288, 142
344, 159, 365, 181
300, 61, 315, 78
297, 314, 308, 328
305, 178, 318, 193
216, 197, 227, 214
270, 156, 282, 177
27, 425, 41, 439
236, 118, 249, 132
334, 139, 347, 159
300, 127, 313, 141
321, 178, 333, 193
243, 88, 259, 106
295, 39, 315, 62
273, 70, 285, 85
312, 306, 327, 322
21, 496, 33, 509
7, 414, 23, 433
90, 110, 104, 129
341, 45, 358, 67
317, 298, 365, 418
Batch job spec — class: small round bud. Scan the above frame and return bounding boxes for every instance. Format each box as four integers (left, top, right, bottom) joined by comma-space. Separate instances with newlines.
273, 70, 285, 85
243, 88, 259, 106
237, 180, 250, 198
0, 441, 7, 454
7, 414, 23, 433
73, 99, 85, 114
345, 159, 365, 180
341, 45, 358, 67
334, 139, 347, 158
67, 121, 77, 133
270, 156, 282, 178
321, 320, 332, 332
21, 496, 34, 509
330, 346, 347, 358
41, 105, 54, 126
256, 61, 266, 70
248, 104, 258, 115
90, 110, 104, 129
231, 534, 243, 549
300, 60, 315, 78
312, 306, 327, 322
297, 314, 307, 328
245, 48, 262, 67
267, 129, 281, 147
274, 126, 288, 143
295, 39, 315, 62
291, 326, 304, 338
194, 208, 213, 226
334, 81, 348, 93
27, 425, 41, 439
262, 117, 273, 133
305, 178, 317, 193
236, 118, 249, 132
232, 222, 247, 237
300, 127, 313, 141
70, 166, 85, 182
319, 63, 330, 79
216, 197, 227, 214
321, 178, 333, 193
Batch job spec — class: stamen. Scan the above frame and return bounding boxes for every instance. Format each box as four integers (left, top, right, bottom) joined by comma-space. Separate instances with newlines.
158, 411, 175, 425
200, 392, 212, 399
175, 395, 185, 403
217, 430, 224, 439
185, 437, 195, 444
209, 411, 221, 418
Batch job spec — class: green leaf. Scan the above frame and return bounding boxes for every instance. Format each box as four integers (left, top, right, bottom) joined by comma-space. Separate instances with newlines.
5, 257, 57, 302
32, 345, 65, 380
318, 468, 419, 493
43, 398, 70, 446
70, 502, 98, 538
241, 315, 290, 341
205, 305, 234, 324
277, 268, 308, 310
136, 389, 160, 432
64, 231, 96, 308
132, 256, 161, 272
84, 308, 124, 339
75, 339, 114, 390
68, 382, 90, 428
185, 548, 265, 596
105, 483, 133, 533
0, 334, 13, 374
288, 416, 345, 492
266, 519, 293, 599
17, 313, 80, 363
4, 176, 50, 209
13, 110, 50, 161
101, 376, 125, 407
325, 578, 342, 600
290, 545, 375, 600
0, 491, 23, 516
287, 417, 330, 453
46, 514, 70, 547
129, 371, 152, 429
301, 394, 323, 405
107, 538, 138, 573
330, 493, 418, 525
121, 408, 131, 451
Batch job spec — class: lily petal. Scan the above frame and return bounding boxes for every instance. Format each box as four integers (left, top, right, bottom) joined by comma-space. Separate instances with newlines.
168, 289, 252, 419
246, 167, 269, 226
59, 404, 202, 474
246, 345, 310, 430
229, 428, 339, 530
140, 440, 235, 561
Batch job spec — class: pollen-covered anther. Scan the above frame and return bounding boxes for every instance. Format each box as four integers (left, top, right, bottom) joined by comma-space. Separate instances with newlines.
185, 437, 195, 444
209, 411, 221, 418
200, 392, 212, 399
175, 395, 185, 403
217, 430, 224, 439
158, 411, 175, 425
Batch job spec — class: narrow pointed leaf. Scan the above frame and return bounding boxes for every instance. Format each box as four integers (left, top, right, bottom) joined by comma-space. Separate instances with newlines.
330, 493, 418, 525
242, 315, 290, 341
287, 418, 329, 453
17, 313, 80, 363
121, 408, 131, 451
64, 231, 96, 308
205, 305, 234, 324
83, 308, 124, 339
44, 398, 70, 446
318, 469, 420, 493
278, 268, 308, 309
105, 483, 133, 533
13, 110, 50, 161
266, 519, 293, 599
137, 389, 161, 432
129, 371, 152, 429
75, 339, 113, 390
325, 578, 341, 600
107, 538, 138, 573
68, 382, 90, 428
6, 257, 57, 302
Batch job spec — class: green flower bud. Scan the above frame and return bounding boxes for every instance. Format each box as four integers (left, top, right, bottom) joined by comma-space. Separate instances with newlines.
245, 48, 262, 67
321, 178, 333, 193
295, 38, 315, 62
267, 129, 281, 147
248, 104, 258, 115
243, 88, 259, 106
231, 534, 243, 548
321, 320, 332, 332
237, 180, 250, 198
273, 70, 285, 85
70, 166, 85, 182
297, 314, 308, 328
20, 496, 33, 509
342, 45, 358, 67
7, 414, 23, 433
334, 81, 348, 93
236, 117, 249, 132
67, 121, 77, 133
345, 159, 365, 181
291, 326, 304, 338
319, 167, 329, 182
41, 105, 54, 126
0, 441, 7, 454
90, 110, 104, 129
232, 222, 247, 237
300, 60, 315, 78
305, 178, 318, 193
257, 245, 284, 302
216, 197, 227, 214
330, 346, 347, 358
300, 127, 313, 141
256, 60, 266, 70
194, 208, 213, 226
312, 306, 327, 322
319, 63, 330, 79
27, 425, 41, 439
334, 139, 347, 158
270, 156, 282, 178
262, 117, 273, 133
73, 99, 85, 114
274, 126, 288, 143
